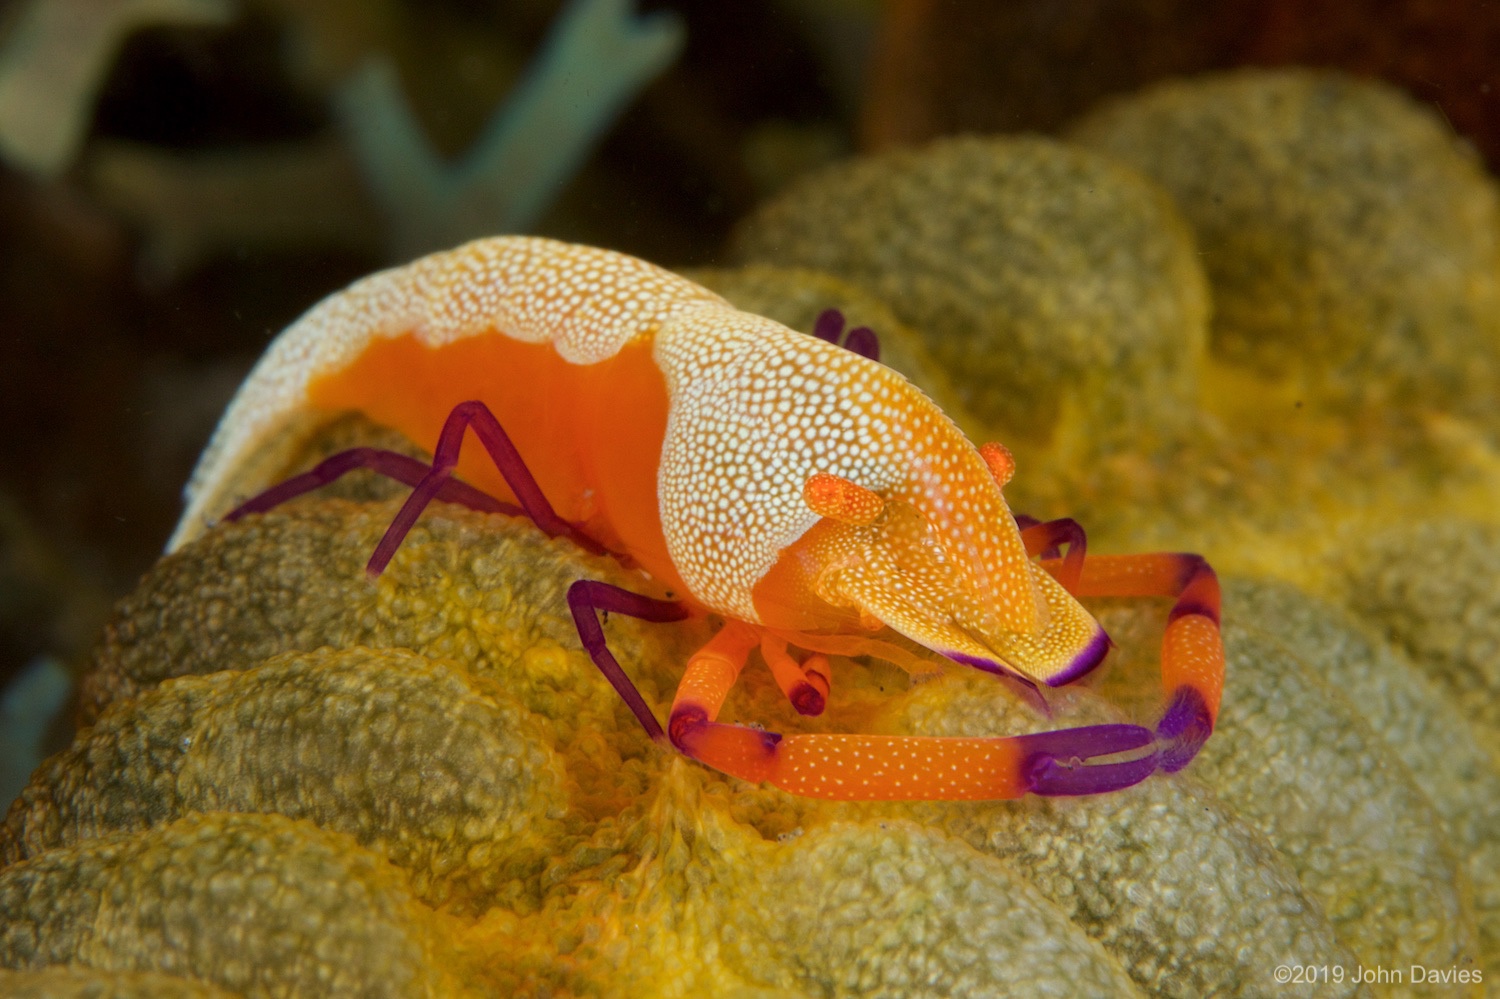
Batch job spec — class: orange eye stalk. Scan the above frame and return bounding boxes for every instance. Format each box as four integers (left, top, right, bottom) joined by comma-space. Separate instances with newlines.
979, 442, 1015, 486
803, 472, 886, 526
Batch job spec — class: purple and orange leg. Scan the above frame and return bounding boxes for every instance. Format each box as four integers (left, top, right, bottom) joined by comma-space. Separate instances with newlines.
666, 624, 1158, 800
759, 633, 830, 716
1018, 516, 1087, 592
1058, 552, 1225, 773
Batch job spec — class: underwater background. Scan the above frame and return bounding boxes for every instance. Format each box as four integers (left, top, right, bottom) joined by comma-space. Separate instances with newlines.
1, 1, 1498, 996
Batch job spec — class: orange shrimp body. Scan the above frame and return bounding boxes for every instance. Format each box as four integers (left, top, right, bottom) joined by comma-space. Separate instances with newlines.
174, 236, 1224, 801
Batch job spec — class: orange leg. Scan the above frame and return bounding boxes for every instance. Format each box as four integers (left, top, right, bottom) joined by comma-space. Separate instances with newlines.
760, 634, 830, 716
1052, 551, 1225, 773
1018, 516, 1086, 592
667, 548, 1224, 799
667, 624, 1158, 800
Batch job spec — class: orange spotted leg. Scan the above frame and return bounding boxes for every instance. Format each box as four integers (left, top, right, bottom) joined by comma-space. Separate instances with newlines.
1061, 552, 1225, 774
759, 633, 831, 716
666, 623, 1159, 800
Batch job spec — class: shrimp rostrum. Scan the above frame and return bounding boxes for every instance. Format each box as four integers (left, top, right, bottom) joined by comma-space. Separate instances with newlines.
172, 237, 1224, 801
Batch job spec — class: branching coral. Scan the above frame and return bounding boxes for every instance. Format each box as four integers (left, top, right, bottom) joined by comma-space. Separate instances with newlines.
3, 0, 684, 273
0, 0, 234, 177
334, 0, 684, 258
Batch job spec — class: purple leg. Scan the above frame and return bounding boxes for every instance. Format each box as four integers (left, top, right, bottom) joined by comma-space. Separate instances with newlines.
1015, 722, 1159, 796
841, 326, 880, 362
1155, 685, 1214, 774
567, 580, 690, 742
367, 400, 604, 577
223, 447, 523, 523
1019, 517, 1087, 592
1027, 750, 1161, 796
812, 308, 881, 361
813, 308, 845, 343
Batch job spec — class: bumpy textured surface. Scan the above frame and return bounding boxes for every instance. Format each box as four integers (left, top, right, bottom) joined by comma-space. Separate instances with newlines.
730, 135, 1210, 445
3, 647, 568, 915
82, 497, 704, 765
1096, 599, 1477, 977
717, 818, 1143, 997
1341, 520, 1500, 757
889, 672, 1364, 996
0, 812, 474, 997
8, 69, 1500, 998
1069, 68, 1500, 413
11, 480, 1490, 994
0, 967, 237, 998
1222, 579, 1500, 968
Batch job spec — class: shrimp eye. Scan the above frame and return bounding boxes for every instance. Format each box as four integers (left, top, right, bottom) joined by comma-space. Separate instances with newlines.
979, 442, 1015, 487
803, 473, 886, 526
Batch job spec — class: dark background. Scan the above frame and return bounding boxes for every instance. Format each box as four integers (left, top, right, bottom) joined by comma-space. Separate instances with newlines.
2, 0, 1496, 690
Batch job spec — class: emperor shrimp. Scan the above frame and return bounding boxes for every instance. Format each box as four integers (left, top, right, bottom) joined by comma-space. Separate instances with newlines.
172, 236, 1223, 800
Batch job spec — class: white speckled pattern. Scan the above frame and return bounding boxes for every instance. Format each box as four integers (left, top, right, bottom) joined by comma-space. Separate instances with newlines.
172, 235, 1052, 655
170, 237, 724, 550
652, 310, 1036, 625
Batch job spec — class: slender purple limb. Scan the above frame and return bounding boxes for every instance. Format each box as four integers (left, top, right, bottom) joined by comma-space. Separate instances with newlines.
567, 580, 690, 742
367, 400, 604, 577
223, 447, 523, 523
1156, 685, 1214, 773
1016, 722, 1158, 796
813, 308, 844, 343
1027, 751, 1160, 796
1015, 722, 1153, 761
841, 326, 879, 362
811, 308, 881, 361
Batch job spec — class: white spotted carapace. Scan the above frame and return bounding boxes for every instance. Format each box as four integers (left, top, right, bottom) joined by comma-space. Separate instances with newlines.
173, 235, 1105, 686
